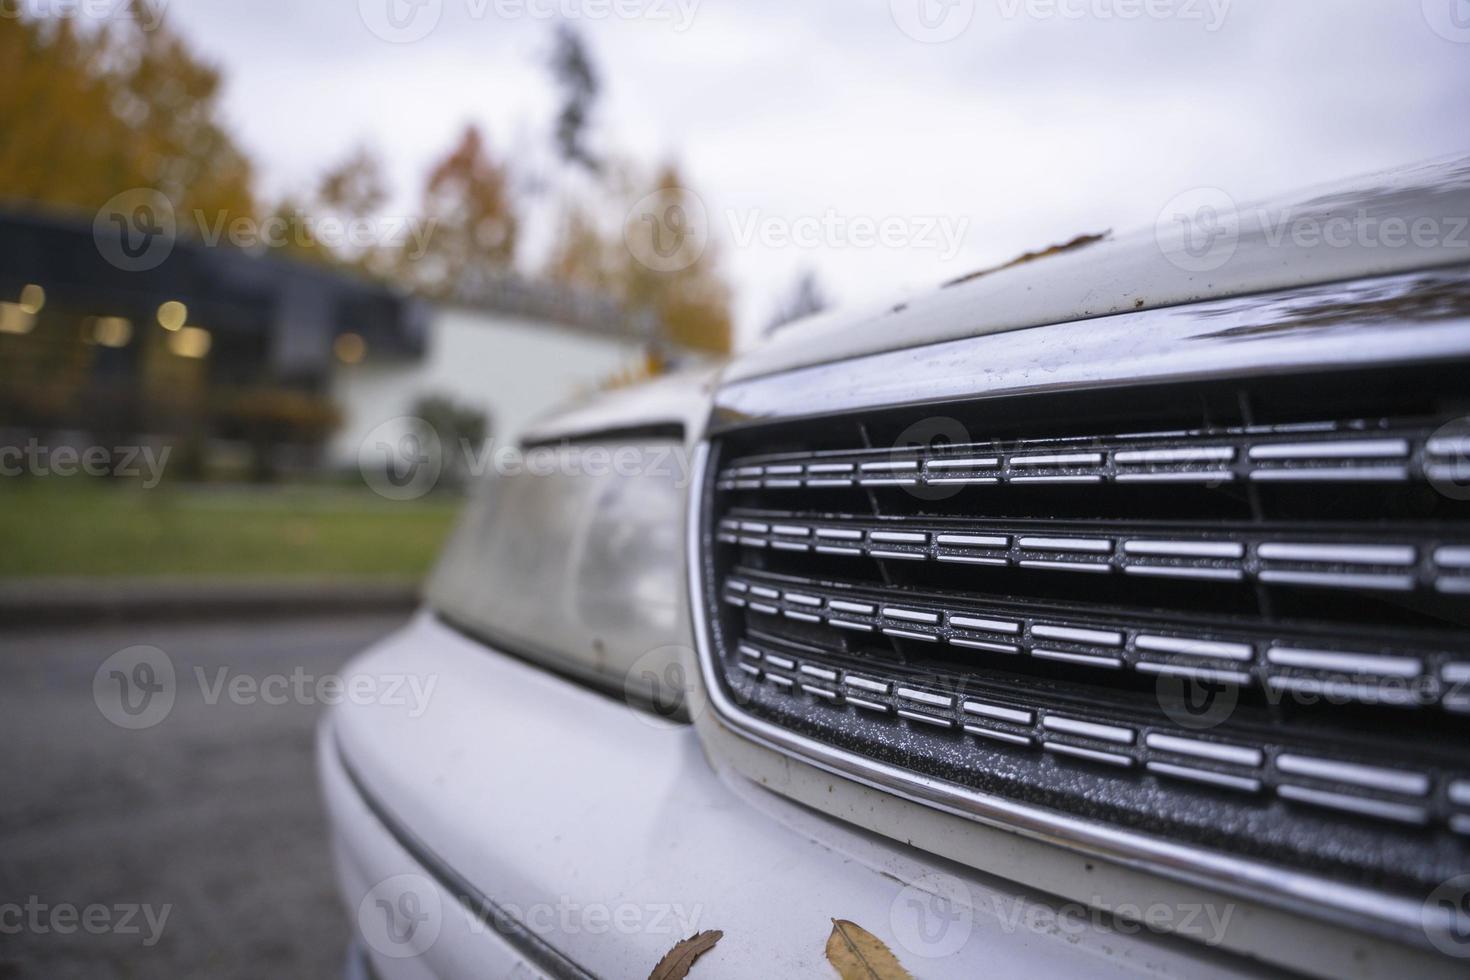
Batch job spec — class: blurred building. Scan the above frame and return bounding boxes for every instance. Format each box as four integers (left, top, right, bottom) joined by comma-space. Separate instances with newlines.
0, 208, 426, 478
0, 209, 675, 480
327, 274, 663, 467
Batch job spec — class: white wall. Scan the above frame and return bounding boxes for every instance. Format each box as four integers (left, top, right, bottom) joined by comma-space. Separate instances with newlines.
328, 307, 646, 466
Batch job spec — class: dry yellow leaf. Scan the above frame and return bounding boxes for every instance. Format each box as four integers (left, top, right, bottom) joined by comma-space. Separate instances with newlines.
824, 918, 915, 980
648, 929, 723, 980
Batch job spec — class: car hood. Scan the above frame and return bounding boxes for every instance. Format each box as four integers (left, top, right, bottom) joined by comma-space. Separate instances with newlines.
725, 154, 1470, 383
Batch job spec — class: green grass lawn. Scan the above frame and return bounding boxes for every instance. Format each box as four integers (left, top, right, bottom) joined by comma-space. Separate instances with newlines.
0, 480, 464, 579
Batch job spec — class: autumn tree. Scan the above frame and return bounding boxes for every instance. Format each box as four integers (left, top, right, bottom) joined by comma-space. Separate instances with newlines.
0, 6, 254, 226
403, 125, 519, 296
765, 269, 829, 334
310, 145, 394, 276
545, 161, 733, 356
618, 163, 734, 355
548, 24, 601, 174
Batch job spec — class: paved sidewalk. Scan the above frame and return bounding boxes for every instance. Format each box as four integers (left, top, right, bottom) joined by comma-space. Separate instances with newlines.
0, 613, 410, 979
0, 577, 421, 626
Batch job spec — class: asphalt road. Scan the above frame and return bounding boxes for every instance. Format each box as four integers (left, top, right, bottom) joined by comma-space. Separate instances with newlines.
0, 613, 410, 979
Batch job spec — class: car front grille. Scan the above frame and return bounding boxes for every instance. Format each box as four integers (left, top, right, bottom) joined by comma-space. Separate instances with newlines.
693, 360, 1470, 917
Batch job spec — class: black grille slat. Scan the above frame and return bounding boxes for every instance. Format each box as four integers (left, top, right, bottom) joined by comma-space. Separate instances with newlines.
718, 511, 1470, 596
723, 569, 1468, 713
716, 419, 1444, 491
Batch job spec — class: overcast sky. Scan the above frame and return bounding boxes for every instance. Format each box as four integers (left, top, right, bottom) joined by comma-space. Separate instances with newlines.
159, 0, 1470, 348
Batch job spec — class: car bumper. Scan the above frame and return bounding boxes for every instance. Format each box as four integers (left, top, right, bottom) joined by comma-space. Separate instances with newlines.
320, 610, 1264, 979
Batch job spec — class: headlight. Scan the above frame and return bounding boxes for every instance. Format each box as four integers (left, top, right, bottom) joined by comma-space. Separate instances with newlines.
425, 439, 693, 715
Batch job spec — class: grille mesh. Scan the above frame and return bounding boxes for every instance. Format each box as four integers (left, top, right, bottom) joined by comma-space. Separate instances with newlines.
697, 366, 1470, 897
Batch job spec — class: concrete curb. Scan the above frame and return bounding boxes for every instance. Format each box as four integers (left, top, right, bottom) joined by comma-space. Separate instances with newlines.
0, 577, 422, 627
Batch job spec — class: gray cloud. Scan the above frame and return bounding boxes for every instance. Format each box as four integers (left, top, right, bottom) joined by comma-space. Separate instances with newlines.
162, 0, 1470, 345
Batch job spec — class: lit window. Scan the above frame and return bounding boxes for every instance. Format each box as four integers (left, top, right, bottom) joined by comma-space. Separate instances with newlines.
92, 317, 132, 348
334, 332, 367, 364
168, 326, 212, 359
0, 302, 35, 335
157, 301, 188, 332
19, 284, 45, 315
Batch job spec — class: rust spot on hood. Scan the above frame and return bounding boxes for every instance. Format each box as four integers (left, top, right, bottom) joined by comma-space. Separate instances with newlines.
943, 231, 1110, 288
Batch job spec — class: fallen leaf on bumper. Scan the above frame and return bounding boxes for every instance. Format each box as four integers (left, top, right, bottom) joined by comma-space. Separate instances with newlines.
825, 918, 914, 980
648, 929, 723, 979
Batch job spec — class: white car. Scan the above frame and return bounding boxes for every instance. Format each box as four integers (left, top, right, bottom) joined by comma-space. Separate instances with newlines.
320, 156, 1470, 979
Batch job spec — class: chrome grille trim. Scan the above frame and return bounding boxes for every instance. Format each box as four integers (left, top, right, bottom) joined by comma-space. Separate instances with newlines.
688, 440, 1470, 947
729, 629, 1457, 824
716, 513, 1467, 595
715, 420, 1455, 491
720, 573, 1463, 710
